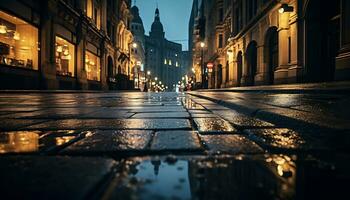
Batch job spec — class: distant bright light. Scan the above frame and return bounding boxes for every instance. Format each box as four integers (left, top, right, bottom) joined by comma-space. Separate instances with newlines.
200, 42, 205, 48
132, 42, 138, 48
279, 8, 284, 13
147, 71, 151, 75
155, 77, 158, 81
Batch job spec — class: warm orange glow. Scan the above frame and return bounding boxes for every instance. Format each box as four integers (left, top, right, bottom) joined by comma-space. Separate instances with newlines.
0, 10, 39, 70
85, 51, 101, 81
55, 36, 75, 76
0, 131, 39, 153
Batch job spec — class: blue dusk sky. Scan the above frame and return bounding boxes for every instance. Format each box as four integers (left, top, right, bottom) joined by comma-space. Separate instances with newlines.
133, 0, 193, 51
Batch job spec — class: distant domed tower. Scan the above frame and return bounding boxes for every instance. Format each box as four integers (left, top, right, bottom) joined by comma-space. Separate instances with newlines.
150, 8, 165, 39
131, 5, 145, 36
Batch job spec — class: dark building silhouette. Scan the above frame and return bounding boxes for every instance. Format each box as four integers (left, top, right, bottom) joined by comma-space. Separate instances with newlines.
145, 7, 183, 89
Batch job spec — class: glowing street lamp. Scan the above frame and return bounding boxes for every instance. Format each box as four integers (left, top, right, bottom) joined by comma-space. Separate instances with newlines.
155, 77, 158, 81
147, 71, 151, 75
279, 4, 294, 13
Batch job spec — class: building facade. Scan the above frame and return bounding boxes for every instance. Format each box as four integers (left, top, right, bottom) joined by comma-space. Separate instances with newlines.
0, 0, 134, 90
130, 5, 145, 89
144, 8, 183, 90
190, 0, 350, 88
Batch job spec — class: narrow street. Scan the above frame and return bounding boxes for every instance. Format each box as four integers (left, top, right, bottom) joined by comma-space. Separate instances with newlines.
0, 87, 349, 199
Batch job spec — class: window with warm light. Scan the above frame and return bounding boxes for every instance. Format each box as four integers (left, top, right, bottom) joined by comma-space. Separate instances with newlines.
86, 0, 101, 29
55, 36, 75, 77
85, 51, 101, 81
0, 10, 39, 70
176, 61, 179, 67
164, 58, 167, 65
169, 60, 172, 66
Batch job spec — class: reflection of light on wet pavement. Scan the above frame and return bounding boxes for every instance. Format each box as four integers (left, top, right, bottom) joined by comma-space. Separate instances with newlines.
126, 159, 191, 199
0, 131, 39, 153
194, 118, 236, 133
55, 136, 76, 146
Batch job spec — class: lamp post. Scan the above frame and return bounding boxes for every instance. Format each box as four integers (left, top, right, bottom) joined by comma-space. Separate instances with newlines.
200, 41, 206, 89
147, 70, 151, 92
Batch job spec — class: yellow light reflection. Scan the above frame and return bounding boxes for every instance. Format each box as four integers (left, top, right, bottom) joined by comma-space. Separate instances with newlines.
0, 131, 39, 153
55, 136, 76, 146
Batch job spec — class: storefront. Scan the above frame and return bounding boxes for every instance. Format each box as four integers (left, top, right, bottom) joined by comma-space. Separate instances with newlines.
0, 8, 40, 89
0, 10, 39, 70
55, 36, 75, 77
85, 50, 101, 82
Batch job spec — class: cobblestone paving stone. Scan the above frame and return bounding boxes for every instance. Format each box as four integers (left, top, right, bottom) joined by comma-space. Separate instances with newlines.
0, 91, 349, 199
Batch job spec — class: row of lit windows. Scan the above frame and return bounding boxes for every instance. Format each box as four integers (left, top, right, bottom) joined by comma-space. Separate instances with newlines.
0, 10, 101, 81
164, 59, 179, 67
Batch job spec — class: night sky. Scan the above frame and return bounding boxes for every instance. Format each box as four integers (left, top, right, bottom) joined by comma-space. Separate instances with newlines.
133, 0, 193, 51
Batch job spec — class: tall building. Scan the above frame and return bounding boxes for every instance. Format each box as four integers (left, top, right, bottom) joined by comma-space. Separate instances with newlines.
130, 5, 146, 89
144, 8, 183, 90
190, 0, 350, 89
0, 0, 134, 90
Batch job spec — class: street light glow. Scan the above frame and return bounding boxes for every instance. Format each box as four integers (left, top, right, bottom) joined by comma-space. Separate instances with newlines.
200, 42, 205, 48
147, 71, 151, 75
132, 42, 138, 48
155, 77, 158, 81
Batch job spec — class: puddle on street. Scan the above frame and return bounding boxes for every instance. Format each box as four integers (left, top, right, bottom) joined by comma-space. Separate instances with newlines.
0, 130, 80, 153
182, 98, 206, 110
108, 154, 345, 200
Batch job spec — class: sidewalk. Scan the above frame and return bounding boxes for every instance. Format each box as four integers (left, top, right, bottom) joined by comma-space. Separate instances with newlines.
189, 81, 350, 131
194, 81, 350, 94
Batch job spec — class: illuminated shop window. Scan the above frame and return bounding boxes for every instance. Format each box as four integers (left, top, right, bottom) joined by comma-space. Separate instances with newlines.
55, 36, 75, 77
85, 51, 101, 81
0, 10, 39, 70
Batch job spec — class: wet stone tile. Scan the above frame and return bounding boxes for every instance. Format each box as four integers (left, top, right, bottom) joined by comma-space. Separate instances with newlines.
244, 129, 307, 150
151, 131, 202, 151
243, 128, 338, 151
132, 112, 190, 118
188, 110, 211, 114
24, 119, 192, 130
62, 130, 152, 153
82, 110, 134, 119
200, 134, 263, 154
0, 156, 117, 200
0, 106, 42, 112
193, 118, 237, 133
129, 106, 186, 113
213, 110, 275, 128
201, 105, 231, 110
0, 119, 48, 130
191, 113, 218, 118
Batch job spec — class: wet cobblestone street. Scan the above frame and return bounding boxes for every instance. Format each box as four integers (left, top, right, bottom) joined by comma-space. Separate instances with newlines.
0, 91, 349, 200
